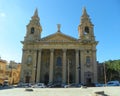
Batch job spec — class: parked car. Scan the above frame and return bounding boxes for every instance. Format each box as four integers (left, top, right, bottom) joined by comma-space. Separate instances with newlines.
76, 83, 82, 87
61, 83, 66, 88
47, 82, 54, 88
106, 80, 120, 86
47, 82, 61, 88
0, 83, 3, 88
63, 83, 81, 88
32, 83, 46, 88
17, 83, 32, 88
3, 80, 9, 87
94, 83, 104, 87
64, 84, 70, 88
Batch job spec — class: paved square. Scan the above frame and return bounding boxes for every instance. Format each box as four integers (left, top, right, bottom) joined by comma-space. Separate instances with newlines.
0, 87, 120, 96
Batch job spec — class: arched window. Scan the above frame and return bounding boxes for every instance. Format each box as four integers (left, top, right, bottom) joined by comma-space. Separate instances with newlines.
27, 55, 32, 64
56, 57, 62, 66
31, 27, 34, 34
84, 26, 89, 34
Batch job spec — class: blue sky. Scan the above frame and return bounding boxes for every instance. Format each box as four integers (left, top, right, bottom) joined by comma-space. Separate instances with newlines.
0, 0, 120, 63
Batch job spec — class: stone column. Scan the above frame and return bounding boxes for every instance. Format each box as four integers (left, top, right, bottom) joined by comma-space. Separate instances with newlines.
36, 49, 42, 83
62, 49, 67, 83
32, 50, 37, 83
75, 49, 79, 84
49, 49, 54, 82
80, 50, 85, 84
93, 50, 97, 83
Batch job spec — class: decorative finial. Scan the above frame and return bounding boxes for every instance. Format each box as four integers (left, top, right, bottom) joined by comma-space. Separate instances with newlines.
57, 24, 61, 32
34, 8, 38, 17
82, 7, 87, 16
32, 8, 39, 20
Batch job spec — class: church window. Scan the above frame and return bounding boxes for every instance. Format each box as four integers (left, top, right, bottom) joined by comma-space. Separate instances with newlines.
31, 27, 34, 34
86, 56, 90, 63
56, 57, 62, 66
27, 55, 32, 64
86, 50, 89, 53
84, 26, 89, 34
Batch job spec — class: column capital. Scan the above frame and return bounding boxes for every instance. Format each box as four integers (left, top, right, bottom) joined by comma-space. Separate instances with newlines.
75, 49, 79, 52
50, 49, 54, 52
38, 49, 42, 52
63, 49, 67, 52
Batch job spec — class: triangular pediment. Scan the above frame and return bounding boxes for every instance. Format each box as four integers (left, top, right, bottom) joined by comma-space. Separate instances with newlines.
41, 32, 77, 42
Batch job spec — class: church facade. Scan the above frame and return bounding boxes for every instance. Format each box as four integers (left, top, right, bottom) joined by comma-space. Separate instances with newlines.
20, 8, 98, 85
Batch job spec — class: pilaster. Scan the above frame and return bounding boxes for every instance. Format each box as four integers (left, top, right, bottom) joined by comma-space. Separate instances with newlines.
32, 50, 37, 83
92, 50, 97, 83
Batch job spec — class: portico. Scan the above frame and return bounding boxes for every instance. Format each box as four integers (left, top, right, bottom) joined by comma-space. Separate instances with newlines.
35, 48, 81, 84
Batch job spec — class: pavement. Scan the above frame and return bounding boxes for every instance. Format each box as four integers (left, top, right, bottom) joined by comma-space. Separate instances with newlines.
0, 86, 120, 96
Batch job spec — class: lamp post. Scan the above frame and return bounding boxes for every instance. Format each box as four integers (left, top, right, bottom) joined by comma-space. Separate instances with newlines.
104, 63, 107, 86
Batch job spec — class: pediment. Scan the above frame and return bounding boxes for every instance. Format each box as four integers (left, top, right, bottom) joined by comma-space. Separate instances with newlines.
41, 32, 77, 42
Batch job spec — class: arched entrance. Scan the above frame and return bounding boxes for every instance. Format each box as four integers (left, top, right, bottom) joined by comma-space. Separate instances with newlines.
44, 73, 49, 85
86, 78, 91, 84
56, 74, 62, 82
85, 72, 92, 86
69, 74, 73, 83
55, 73, 62, 83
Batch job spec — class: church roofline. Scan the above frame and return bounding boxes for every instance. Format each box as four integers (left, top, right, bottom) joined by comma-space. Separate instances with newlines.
41, 31, 78, 41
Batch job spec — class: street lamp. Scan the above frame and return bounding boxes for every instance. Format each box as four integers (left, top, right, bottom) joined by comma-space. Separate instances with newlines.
103, 63, 107, 86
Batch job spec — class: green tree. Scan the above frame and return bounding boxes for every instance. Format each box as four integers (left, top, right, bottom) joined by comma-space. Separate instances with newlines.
104, 60, 120, 81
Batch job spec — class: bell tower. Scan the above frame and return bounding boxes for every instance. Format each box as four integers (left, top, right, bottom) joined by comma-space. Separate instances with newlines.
78, 7, 98, 84
78, 7, 95, 41
24, 9, 42, 41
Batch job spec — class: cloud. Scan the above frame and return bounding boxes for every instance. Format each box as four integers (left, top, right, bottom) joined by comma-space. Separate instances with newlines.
0, 12, 6, 17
